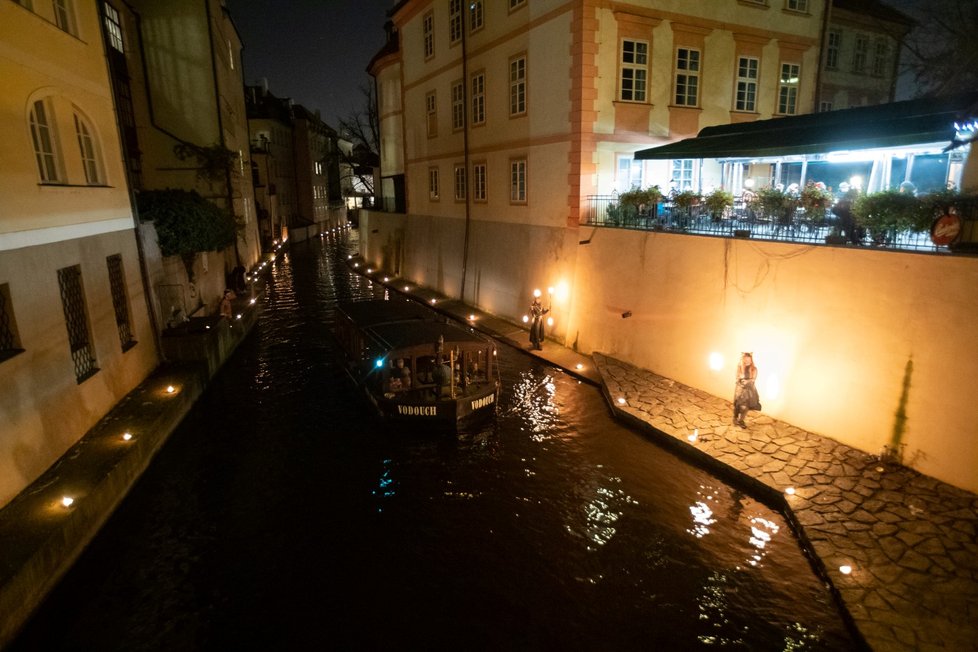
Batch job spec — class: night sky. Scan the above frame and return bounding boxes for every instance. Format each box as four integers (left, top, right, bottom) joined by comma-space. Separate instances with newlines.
229, 0, 396, 128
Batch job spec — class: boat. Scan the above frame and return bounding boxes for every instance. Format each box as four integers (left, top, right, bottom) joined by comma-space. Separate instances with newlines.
333, 298, 501, 429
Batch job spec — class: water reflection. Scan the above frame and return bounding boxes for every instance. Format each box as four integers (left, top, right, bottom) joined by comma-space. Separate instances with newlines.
688, 484, 720, 539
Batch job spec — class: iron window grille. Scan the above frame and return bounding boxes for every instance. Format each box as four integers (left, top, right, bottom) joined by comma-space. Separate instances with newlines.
57, 265, 99, 382
107, 254, 136, 351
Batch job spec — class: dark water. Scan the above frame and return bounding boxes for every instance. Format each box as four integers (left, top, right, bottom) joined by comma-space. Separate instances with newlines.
12, 233, 860, 651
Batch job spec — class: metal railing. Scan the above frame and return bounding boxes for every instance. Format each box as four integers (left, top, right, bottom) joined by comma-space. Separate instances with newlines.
582, 195, 959, 253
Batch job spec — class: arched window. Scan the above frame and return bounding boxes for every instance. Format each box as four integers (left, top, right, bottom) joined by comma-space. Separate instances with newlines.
29, 98, 63, 183
73, 111, 104, 185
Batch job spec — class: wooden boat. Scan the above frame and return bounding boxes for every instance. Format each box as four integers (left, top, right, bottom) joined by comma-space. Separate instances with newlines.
334, 299, 501, 429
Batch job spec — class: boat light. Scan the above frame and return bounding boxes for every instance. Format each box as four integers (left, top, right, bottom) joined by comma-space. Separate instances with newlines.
375, 358, 384, 368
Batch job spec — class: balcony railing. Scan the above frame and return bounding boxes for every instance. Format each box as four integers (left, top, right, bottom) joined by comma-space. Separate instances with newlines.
582, 195, 969, 253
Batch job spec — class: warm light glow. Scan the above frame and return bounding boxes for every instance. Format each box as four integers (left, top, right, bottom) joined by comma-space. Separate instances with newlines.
468, 314, 476, 321
839, 565, 853, 575
785, 486, 795, 495
744, 178, 755, 188
384, 277, 390, 282
554, 281, 570, 303
522, 315, 529, 323
353, 262, 359, 268
430, 299, 437, 305
764, 374, 780, 401
687, 428, 699, 442
61, 496, 74, 508
546, 317, 554, 327
166, 385, 175, 394
617, 397, 626, 405
347, 255, 352, 259
849, 175, 863, 190
547, 286, 554, 296
235, 314, 242, 320
533, 288, 541, 298
709, 352, 724, 371
575, 363, 583, 370
403, 286, 410, 292
249, 298, 256, 305
122, 432, 133, 441
366, 268, 373, 274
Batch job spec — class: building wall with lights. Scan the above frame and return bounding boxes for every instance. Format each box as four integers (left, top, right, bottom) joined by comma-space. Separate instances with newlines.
0, 0, 160, 507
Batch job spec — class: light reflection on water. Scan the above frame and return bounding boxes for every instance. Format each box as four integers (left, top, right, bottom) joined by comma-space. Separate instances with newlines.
11, 231, 861, 652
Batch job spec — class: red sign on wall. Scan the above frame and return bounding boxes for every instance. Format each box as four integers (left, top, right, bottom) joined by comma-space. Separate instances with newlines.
931, 214, 961, 246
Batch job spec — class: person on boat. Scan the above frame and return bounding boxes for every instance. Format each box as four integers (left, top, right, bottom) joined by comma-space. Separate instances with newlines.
395, 358, 411, 389
528, 295, 549, 350
219, 288, 235, 320
733, 352, 761, 428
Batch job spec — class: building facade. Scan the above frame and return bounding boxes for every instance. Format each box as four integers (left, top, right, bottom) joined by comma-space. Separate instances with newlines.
0, 0, 159, 507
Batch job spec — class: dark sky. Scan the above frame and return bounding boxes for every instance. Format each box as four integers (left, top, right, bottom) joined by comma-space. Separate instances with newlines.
229, 0, 396, 128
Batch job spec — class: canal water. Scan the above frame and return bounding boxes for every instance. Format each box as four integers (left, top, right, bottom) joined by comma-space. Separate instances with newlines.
12, 233, 861, 651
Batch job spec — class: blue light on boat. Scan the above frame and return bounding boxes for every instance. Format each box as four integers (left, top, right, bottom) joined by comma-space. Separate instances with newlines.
375, 358, 384, 368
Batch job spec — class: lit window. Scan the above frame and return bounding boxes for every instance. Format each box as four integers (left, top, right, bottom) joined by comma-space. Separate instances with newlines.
852, 34, 868, 74
471, 72, 485, 125
449, 0, 462, 44
470, 0, 484, 32
510, 56, 526, 116
473, 163, 487, 202
510, 159, 526, 203
74, 112, 103, 185
672, 159, 694, 191
29, 99, 63, 184
825, 30, 841, 70
454, 165, 467, 201
735, 56, 758, 112
778, 62, 800, 114
451, 80, 465, 130
423, 11, 434, 59
426, 91, 437, 137
429, 167, 439, 200
617, 156, 643, 194
619, 39, 648, 102
103, 2, 124, 52
675, 48, 700, 106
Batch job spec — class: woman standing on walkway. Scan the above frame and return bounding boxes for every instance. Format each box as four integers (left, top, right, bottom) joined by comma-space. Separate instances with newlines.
733, 352, 760, 427
528, 295, 549, 350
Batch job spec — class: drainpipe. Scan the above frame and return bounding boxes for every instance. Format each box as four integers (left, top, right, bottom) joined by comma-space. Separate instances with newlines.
459, 10, 472, 304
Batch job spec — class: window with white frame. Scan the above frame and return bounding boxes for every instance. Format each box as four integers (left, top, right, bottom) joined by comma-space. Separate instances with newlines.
454, 165, 467, 200
449, 0, 462, 44
825, 30, 841, 70
53, 0, 75, 34
778, 62, 800, 114
423, 11, 434, 59
510, 56, 526, 116
672, 159, 694, 191
473, 163, 487, 201
852, 34, 868, 73
429, 167, 440, 200
675, 48, 700, 106
103, 2, 124, 52
786, 0, 808, 11
872, 38, 888, 76
471, 72, 485, 125
735, 56, 758, 112
426, 91, 437, 137
510, 159, 526, 203
470, 0, 484, 32
30, 99, 63, 183
619, 39, 648, 102
819, 101, 833, 112
617, 156, 643, 194
451, 80, 465, 130
74, 112, 103, 185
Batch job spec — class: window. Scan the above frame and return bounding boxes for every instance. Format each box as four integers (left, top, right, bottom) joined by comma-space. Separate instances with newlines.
107, 254, 136, 351
617, 156, 643, 193
473, 163, 487, 202
825, 30, 841, 70
778, 63, 800, 114
470, 0, 484, 32
451, 80, 465, 130
29, 99, 62, 184
819, 101, 833, 112
0, 284, 24, 364
510, 56, 526, 116
675, 48, 700, 106
510, 159, 526, 203
53, 0, 74, 34
786, 0, 808, 11
103, 2, 124, 52
13, 0, 34, 8
471, 72, 485, 125
735, 57, 758, 112
619, 40, 648, 102
57, 265, 99, 383
852, 34, 868, 73
426, 91, 437, 137
672, 159, 694, 191
872, 38, 888, 76
454, 165, 467, 201
74, 112, 103, 185
509, 0, 526, 9
449, 0, 462, 44
423, 11, 434, 59
429, 167, 440, 200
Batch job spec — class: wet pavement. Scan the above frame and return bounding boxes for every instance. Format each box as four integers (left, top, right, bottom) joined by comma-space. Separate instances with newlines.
356, 258, 978, 652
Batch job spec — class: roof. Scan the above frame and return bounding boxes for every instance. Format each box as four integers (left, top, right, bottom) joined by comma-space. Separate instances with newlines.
832, 0, 913, 26
634, 91, 978, 160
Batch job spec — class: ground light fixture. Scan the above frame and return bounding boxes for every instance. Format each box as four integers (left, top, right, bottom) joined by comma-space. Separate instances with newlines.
61, 496, 74, 508
165, 385, 176, 394
468, 314, 476, 321
785, 486, 796, 496
617, 397, 626, 405
688, 428, 699, 442
839, 564, 853, 575
576, 363, 583, 370
122, 431, 133, 441
430, 299, 437, 305
403, 286, 411, 292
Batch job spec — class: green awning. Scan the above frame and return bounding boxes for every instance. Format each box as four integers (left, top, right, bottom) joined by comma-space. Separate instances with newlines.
634, 91, 978, 160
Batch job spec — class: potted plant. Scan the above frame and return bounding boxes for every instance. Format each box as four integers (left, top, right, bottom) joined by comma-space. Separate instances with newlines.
610, 186, 663, 226
853, 190, 921, 245
670, 190, 700, 227
755, 187, 796, 225
703, 188, 734, 222
799, 182, 833, 226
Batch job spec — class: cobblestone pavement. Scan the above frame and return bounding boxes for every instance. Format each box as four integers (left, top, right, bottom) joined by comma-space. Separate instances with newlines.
593, 352, 978, 652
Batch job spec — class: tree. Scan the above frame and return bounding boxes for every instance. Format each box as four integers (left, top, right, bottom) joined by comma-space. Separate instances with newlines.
897, 0, 978, 97
337, 83, 380, 202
